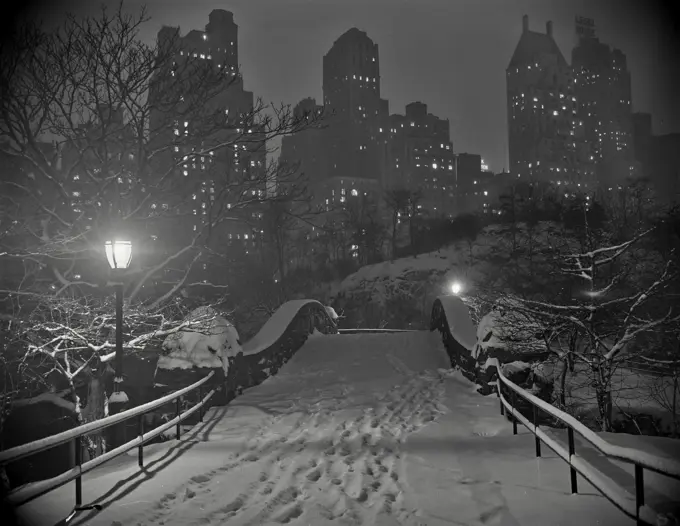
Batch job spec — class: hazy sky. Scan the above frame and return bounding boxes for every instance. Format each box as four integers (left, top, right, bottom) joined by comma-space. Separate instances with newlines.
18, 0, 680, 172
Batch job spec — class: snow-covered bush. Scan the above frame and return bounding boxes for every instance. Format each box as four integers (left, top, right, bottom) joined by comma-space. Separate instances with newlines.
159, 306, 241, 376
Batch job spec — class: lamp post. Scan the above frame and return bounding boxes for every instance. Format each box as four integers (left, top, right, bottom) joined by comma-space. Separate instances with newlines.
450, 281, 463, 296
105, 240, 132, 414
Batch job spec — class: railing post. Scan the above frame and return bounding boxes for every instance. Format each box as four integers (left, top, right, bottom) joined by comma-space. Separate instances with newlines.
198, 383, 203, 422
568, 427, 578, 494
533, 404, 541, 457
74, 436, 82, 507
138, 414, 144, 468
498, 380, 505, 416
510, 389, 518, 435
175, 396, 181, 440
635, 464, 645, 525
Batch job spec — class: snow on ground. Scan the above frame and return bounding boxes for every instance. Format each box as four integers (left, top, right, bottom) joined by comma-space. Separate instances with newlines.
16, 331, 668, 526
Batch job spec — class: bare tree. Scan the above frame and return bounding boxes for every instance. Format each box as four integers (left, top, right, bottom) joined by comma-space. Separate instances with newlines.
383, 188, 422, 258
342, 194, 386, 266
507, 208, 679, 431
0, 5, 325, 442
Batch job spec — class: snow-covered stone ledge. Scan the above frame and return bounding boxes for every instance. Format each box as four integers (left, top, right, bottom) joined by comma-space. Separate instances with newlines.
430, 296, 479, 386
154, 300, 337, 406
430, 295, 551, 395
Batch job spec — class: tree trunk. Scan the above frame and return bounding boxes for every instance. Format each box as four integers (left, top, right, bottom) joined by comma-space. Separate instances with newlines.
594, 366, 613, 432
81, 376, 106, 460
558, 357, 568, 409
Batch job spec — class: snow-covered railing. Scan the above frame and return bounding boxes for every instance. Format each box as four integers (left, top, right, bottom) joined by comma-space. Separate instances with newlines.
242, 299, 337, 355
488, 357, 680, 526
338, 328, 417, 334
0, 371, 216, 520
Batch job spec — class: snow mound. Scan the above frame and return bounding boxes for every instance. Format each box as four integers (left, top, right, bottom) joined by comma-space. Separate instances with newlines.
158, 307, 241, 375
108, 391, 129, 404
437, 295, 477, 351
242, 299, 326, 356
473, 298, 546, 359
324, 305, 339, 321
501, 361, 531, 376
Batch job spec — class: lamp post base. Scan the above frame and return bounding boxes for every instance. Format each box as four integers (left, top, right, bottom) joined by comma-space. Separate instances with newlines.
108, 390, 130, 448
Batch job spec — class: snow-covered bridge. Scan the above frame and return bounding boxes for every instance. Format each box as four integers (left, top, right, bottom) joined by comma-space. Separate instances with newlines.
14, 319, 672, 526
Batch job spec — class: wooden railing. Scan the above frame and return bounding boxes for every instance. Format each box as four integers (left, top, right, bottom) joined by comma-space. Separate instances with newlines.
489, 357, 680, 526
0, 371, 216, 521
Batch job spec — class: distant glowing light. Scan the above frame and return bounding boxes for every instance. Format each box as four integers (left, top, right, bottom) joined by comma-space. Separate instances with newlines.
450, 281, 463, 295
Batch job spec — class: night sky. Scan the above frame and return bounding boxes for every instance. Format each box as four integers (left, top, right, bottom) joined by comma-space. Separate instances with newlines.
13, 0, 680, 173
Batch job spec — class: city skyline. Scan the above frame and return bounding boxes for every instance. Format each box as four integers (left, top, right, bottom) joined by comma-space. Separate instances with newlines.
26, 0, 679, 174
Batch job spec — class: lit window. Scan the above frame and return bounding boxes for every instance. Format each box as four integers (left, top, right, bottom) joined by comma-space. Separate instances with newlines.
183, 170, 188, 176
351, 189, 358, 196
202, 34, 207, 40
73, 175, 80, 181
72, 191, 81, 197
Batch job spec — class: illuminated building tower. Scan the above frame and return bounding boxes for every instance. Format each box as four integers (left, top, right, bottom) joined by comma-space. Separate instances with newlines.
387, 102, 456, 217
572, 17, 637, 188
148, 10, 267, 284
506, 15, 593, 190
279, 97, 326, 186
322, 28, 390, 185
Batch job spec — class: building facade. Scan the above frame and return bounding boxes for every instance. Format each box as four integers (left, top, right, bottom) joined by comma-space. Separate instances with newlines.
149, 10, 267, 284
506, 15, 594, 190
572, 22, 637, 187
322, 28, 390, 184
386, 102, 456, 217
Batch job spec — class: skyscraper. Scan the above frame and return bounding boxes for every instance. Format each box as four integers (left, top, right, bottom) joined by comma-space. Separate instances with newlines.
572, 18, 637, 187
279, 97, 326, 185
322, 28, 389, 184
506, 15, 593, 189
387, 102, 456, 217
148, 10, 267, 282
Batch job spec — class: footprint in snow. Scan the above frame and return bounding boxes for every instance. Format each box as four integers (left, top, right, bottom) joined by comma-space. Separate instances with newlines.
306, 469, 322, 482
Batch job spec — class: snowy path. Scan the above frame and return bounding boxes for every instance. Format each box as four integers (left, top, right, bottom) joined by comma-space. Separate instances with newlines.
17, 331, 645, 526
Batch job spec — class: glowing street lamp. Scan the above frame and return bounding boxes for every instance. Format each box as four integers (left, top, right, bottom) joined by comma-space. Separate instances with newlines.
105, 240, 132, 270
105, 240, 132, 408
450, 281, 463, 296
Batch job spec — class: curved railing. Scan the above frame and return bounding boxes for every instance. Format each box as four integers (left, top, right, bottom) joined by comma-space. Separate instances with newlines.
431, 298, 680, 526
219, 299, 337, 401
430, 296, 480, 385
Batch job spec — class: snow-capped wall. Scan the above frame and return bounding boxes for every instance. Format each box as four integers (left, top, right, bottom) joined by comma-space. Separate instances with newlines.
436, 295, 477, 352
242, 299, 329, 356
